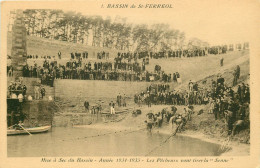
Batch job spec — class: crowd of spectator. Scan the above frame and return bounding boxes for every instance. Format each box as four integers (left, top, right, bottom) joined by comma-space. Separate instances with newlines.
18, 51, 184, 83
71, 51, 89, 60
7, 80, 47, 101
134, 83, 209, 107
97, 51, 109, 59
208, 46, 228, 55
135, 68, 250, 135
8, 81, 27, 99
21, 61, 54, 87
27, 55, 55, 59
208, 74, 250, 135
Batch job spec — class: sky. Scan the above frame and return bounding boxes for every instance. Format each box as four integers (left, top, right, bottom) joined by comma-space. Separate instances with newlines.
68, 0, 259, 45
3, 0, 259, 45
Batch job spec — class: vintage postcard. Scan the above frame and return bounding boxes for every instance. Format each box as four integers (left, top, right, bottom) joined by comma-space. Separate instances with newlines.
0, 0, 260, 168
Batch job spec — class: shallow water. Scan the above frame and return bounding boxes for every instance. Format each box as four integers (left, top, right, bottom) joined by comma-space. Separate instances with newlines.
8, 127, 223, 157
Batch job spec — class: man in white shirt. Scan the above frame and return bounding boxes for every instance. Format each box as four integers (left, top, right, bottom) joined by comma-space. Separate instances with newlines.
34, 86, 40, 100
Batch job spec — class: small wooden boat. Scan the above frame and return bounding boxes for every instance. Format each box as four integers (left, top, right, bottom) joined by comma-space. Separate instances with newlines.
7, 125, 51, 136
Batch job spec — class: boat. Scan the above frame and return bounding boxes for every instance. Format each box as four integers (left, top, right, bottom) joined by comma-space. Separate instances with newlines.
7, 125, 51, 136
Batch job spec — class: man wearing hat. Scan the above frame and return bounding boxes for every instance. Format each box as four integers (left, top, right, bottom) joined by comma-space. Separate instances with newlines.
188, 80, 193, 92
244, 84, 250, 103
110, 101, 115, 115
8, 82, 13, 97
217, 75, 224, 86
224, 109, 234, 135
40, 85, 46, 99
117, 93, 122, 107
34, 85, 40, 100
220, 57, 224, 67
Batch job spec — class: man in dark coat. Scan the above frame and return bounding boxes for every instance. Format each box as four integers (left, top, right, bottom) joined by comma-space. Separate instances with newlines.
71, 53, 74, 59
22, 85, 27, 96
237, 85, 242, 101
58, 51, 61, 59
40, 86, 46, 99
220, 58, 224, 66
84, 101, 89, 113
217, 75, 224, 85
241, 83, 246, 103
236, 65, 240, 79
244, 85, 250, 103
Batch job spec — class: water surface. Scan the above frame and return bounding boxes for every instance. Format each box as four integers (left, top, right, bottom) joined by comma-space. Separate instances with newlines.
8, 127, 223, 157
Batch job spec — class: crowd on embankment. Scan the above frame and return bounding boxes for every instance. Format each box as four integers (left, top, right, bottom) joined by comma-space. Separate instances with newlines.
6, 44, 249, 86
23, 42, 249, 61
135, 65, 250, 136
7, 50, 184, 83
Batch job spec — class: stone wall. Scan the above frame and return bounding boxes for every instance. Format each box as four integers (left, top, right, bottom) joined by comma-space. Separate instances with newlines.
22, 100, 57, 127
54, 79, 150, 100
11, 10, 27, 77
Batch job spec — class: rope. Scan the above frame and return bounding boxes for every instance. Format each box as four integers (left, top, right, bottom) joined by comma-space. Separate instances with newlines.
58, 126, 146, 142
15, 126, 147, 147
145, 125, 180, 156
144, 109, 193, 156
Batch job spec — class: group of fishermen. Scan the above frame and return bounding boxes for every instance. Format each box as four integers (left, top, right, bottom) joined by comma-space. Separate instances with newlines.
145, 105, 194, 132
208, 77, 249, 135
84, 101, 103, 114
140, 67, 249, 135
116, 93, 127, 107
83, 93, 128, 116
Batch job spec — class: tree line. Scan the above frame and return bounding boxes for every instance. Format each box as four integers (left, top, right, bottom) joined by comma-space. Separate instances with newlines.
13, 9, 208, 52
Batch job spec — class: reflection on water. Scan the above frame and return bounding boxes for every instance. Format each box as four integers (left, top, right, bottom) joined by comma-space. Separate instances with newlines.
8, 127, 223, 157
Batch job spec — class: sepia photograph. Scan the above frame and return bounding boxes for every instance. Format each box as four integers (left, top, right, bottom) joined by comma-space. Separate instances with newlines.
0, 0, 259, 167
